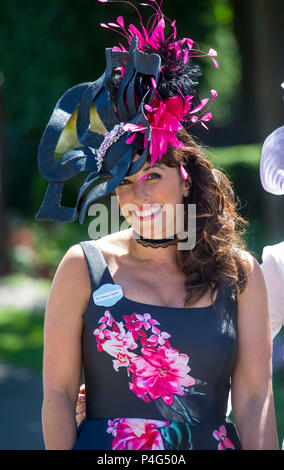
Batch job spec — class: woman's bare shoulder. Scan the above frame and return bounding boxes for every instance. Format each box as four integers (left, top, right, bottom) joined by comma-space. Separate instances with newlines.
59, 243, 89, 272
232, 247, 257, 273
233, 246, 254, 262
62, 229, 131, 275
92, 229, 132, 254
51, 244, 92, 302
236, 249, 267, 303
238, 249, 261, 273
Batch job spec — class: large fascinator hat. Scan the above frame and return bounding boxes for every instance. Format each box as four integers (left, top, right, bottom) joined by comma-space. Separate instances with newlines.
35, 0, 218, 225
259, 83, 284, 196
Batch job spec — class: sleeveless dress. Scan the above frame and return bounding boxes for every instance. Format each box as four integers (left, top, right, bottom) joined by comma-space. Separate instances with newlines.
72, 240, 242, 450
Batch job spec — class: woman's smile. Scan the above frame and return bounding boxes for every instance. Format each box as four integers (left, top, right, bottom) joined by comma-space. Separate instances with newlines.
132, 204, 163, 221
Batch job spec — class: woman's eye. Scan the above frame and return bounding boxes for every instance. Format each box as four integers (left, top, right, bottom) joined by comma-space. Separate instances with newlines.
147, 172, 161, 180
119, 173, 161, 186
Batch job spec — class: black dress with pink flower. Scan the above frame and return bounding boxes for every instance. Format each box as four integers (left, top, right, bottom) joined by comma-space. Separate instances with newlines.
72, 240, 242, 450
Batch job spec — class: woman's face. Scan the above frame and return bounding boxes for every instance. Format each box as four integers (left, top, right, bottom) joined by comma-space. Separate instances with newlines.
115, 154, 190, 238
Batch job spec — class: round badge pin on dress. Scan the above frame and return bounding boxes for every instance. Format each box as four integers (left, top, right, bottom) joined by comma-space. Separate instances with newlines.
92, 283, 123, 307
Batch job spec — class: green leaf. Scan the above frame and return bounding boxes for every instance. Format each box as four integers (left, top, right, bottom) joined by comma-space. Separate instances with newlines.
160, 421, 193, 450
154, 395, 200, 426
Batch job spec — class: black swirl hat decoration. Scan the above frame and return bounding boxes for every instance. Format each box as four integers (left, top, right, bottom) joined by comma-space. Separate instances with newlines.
35, 0, 218, 224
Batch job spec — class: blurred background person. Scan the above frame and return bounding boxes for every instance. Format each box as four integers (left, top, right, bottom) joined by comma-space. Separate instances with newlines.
259, 100, 284, 448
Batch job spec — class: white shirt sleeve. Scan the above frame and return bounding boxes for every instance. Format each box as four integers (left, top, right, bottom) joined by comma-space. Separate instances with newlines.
261, 242, 284, 338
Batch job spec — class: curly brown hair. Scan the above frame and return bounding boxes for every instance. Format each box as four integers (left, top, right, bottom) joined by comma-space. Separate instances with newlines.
143, 128, 251, 308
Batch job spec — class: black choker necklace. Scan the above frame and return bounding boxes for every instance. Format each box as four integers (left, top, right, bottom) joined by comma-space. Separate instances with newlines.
132, 230, 178, 248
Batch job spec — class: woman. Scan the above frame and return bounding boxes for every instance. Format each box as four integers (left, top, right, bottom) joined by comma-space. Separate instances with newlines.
37, 1, 279, 450
41, 129, 278, 450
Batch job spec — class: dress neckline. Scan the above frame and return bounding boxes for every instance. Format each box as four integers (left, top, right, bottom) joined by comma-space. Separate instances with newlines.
95, 242, 223, 311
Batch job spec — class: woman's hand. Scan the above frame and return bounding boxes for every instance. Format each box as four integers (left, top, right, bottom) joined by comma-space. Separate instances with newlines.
76, 384, 86, 426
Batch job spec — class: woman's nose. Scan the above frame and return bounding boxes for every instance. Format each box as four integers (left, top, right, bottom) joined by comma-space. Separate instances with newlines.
132, 182, 152, 206
133, 181, 146, 197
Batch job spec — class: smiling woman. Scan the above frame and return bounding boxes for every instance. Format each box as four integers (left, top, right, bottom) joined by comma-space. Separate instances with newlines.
116, 152, 188, 241
41, 126, 278, 450
114, 127, 250, 308
38, 0, 279, 452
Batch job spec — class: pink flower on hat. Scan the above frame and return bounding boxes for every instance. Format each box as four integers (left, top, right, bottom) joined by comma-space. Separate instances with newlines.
143, 95, 191, 165
98, 0, 219, 174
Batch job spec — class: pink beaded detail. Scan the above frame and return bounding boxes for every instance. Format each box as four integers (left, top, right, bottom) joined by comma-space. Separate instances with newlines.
96, 122, 127, 172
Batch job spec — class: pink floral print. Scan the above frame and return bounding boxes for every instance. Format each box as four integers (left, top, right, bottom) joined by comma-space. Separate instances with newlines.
94, 314, 138, 370
128, 345, 196, 405
93, 309, 237, 450
132, 313, 160, 331
107, 417, 170, 450
93, 311, 195, 403
123, 313, 149, 342
213, 425, 235, 450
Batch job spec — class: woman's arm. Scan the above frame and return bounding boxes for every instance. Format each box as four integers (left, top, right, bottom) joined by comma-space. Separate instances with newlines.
231, 253, 279, 450
42, 244, 90, 450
